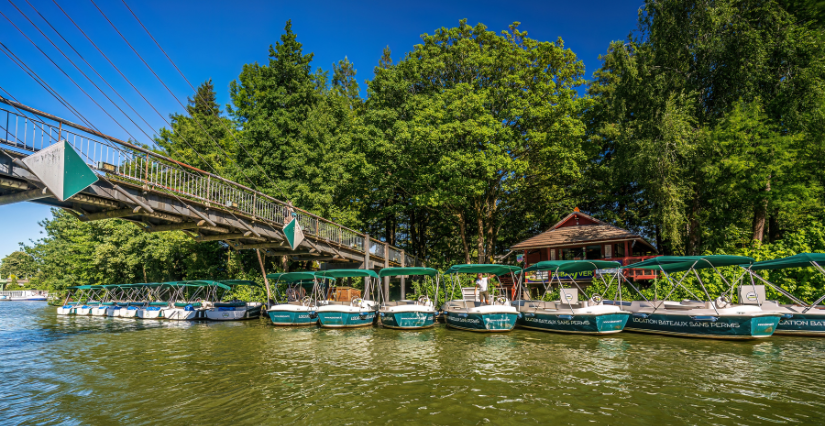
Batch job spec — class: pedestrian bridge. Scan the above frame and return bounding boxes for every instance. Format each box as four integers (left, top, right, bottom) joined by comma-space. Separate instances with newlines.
0, 97, 419, 269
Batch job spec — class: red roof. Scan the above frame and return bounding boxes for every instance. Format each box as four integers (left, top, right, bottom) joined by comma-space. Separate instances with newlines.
510, 211, 656, 251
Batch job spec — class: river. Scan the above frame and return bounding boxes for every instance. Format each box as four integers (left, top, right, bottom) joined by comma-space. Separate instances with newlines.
1, 302, 824, 425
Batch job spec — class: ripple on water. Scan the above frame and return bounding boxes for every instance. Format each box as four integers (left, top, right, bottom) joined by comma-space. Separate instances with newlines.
2, 302, 825, 424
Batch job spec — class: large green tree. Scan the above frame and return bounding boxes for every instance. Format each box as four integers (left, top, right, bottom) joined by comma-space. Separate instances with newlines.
359, 21, 589, 264
587, 0, 825, 254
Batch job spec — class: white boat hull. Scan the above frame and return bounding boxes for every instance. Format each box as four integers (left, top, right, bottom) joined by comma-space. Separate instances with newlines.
91, 307, 109, 316
137, 309, 163, 319
161, 308, 201, 320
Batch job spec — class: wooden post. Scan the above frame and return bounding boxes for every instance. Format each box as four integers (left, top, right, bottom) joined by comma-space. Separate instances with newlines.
400, 249, 406, 301
256, 249, 273, 305
363, 234, 371, 300
383, 243, 390, 301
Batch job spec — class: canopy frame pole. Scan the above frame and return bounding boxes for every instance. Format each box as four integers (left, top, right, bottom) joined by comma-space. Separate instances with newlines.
658, 265, 702, 301
555, 268, 575, 314
691, 268, 719, 315
720, 269, 749, 302
748, 271, 805, 305
711, 264, 747, 302
651, 262, 697, 314
620, 271, 650, 302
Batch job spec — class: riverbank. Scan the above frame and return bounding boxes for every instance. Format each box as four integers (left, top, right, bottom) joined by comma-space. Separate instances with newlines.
2, 301, 824, 424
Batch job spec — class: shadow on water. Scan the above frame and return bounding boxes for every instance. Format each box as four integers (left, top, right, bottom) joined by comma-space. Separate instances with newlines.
2, 301, 825, 425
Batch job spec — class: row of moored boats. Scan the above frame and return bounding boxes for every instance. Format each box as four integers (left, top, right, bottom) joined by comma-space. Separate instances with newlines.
57, 253, 825, 340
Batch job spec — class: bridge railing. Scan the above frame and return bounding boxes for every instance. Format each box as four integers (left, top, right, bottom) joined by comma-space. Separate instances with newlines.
0, 105, 420, 266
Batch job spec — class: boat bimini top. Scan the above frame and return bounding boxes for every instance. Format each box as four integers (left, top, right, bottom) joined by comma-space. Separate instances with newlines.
378, 267, 439, 307
741, 253, 825, 311
521, 259, 621, 306
622, 255, 756, 311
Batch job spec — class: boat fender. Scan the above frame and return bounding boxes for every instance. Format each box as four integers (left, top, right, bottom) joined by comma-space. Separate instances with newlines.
632, 313, 649, 319
557, 314, 574, 320
782, 313, 793, 319
524, 313, 535, 317
309, 311, 317, 318
459, 313, 468, 318
380, 312, 385, 317
184, 304, 195, 312
517, 313, 523, 319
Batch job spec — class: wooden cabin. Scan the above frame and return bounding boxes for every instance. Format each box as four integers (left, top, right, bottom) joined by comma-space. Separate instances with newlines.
510, 209, 658, 285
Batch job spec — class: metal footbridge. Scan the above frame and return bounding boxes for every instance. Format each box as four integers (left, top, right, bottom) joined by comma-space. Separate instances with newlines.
0, 97, 420, 269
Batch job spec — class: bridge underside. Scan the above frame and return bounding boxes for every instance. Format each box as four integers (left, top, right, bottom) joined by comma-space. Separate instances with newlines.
0, 147, 381, 266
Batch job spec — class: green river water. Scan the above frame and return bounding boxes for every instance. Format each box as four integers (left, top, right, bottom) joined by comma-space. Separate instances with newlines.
2, 302, 825, 425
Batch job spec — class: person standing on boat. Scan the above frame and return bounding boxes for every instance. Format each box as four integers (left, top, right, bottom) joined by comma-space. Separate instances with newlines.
475, 273, 493, 305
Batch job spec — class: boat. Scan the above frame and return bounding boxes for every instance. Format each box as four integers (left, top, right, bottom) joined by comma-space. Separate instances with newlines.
91, 285, 119, 316
74, 286, 104, 315
740, 253, 825, 336
135, 283, 169, 319
1, 290, 49, 301
159, 281, 215, 320
618, 255, 782, 339
314, 269, 380, 328
442, 264, 521, 333
265, 272, 325, 326
105, 285, 128, 317
204, 280, 264, 321
513, 260, 630, 334
378, 267, 439, 330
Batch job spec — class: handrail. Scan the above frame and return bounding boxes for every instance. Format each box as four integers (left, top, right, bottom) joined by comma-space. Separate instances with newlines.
0, 101, 421, 265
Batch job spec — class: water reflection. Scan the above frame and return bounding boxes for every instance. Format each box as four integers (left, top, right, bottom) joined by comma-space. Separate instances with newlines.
3, 302, 825, 425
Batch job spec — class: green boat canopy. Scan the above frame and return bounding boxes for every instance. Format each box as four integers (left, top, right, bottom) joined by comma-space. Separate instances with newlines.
445, 264, 522, 276
523, 260, 621, 275
68, 285, 95, 289
161, 280, 231, 290
219, 280, 260, 287
747, 253, 825, 271
378, 267, 438, 278
314, 269, 380, 279
625, 255, 755, 272
267, 272, 318, 283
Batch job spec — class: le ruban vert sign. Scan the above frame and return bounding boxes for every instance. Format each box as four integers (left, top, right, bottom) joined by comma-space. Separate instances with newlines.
22, 141, 98, 201
283, 211, 304, 251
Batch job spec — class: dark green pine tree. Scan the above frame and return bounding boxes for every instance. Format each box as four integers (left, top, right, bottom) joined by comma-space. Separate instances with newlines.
229, 20, 323, 207
156, 79, 237, 175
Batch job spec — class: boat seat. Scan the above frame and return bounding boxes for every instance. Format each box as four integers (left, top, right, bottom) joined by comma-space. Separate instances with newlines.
173, 302, 202, 308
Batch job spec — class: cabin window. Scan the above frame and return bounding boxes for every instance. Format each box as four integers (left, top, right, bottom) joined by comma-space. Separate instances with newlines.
585, 245, 602, 259
561, 247, 584, 260
614, 243, 625, 258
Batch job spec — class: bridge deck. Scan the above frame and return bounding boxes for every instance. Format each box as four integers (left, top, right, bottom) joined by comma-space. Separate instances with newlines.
0, 98, 419, 268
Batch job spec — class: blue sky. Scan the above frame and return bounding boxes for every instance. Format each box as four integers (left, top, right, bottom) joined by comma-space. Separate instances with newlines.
0, 0, 643, 258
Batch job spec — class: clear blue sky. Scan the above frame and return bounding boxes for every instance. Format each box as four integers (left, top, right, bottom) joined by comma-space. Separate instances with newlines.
0, 0, 643, 258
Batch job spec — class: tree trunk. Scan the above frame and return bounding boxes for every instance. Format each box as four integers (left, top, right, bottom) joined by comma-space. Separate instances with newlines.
476, 202, 485, 264
485, 198, 496, 264
688, 190, 701, 255
752, 176, 771, 242
457, 212, 470, 264
768, 210, 779, 243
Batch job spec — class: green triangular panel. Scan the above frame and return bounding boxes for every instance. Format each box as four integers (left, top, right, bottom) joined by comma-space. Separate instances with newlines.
61, 142, 98, 201
284, 217, 304, 250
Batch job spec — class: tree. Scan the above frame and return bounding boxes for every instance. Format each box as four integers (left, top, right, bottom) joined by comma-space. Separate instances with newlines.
360, 20, 589, 264
0, 251, 37, 281
587, 0, 825, 254
155, 79, 238, 176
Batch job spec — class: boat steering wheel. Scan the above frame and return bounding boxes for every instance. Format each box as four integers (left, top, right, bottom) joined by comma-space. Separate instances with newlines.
494, 296, 507, 305
418, 296, 430, 305
351, 297, 363, 307
590, 295, 603, 304
716, 295, 731, 308
301, 296, 312, 307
